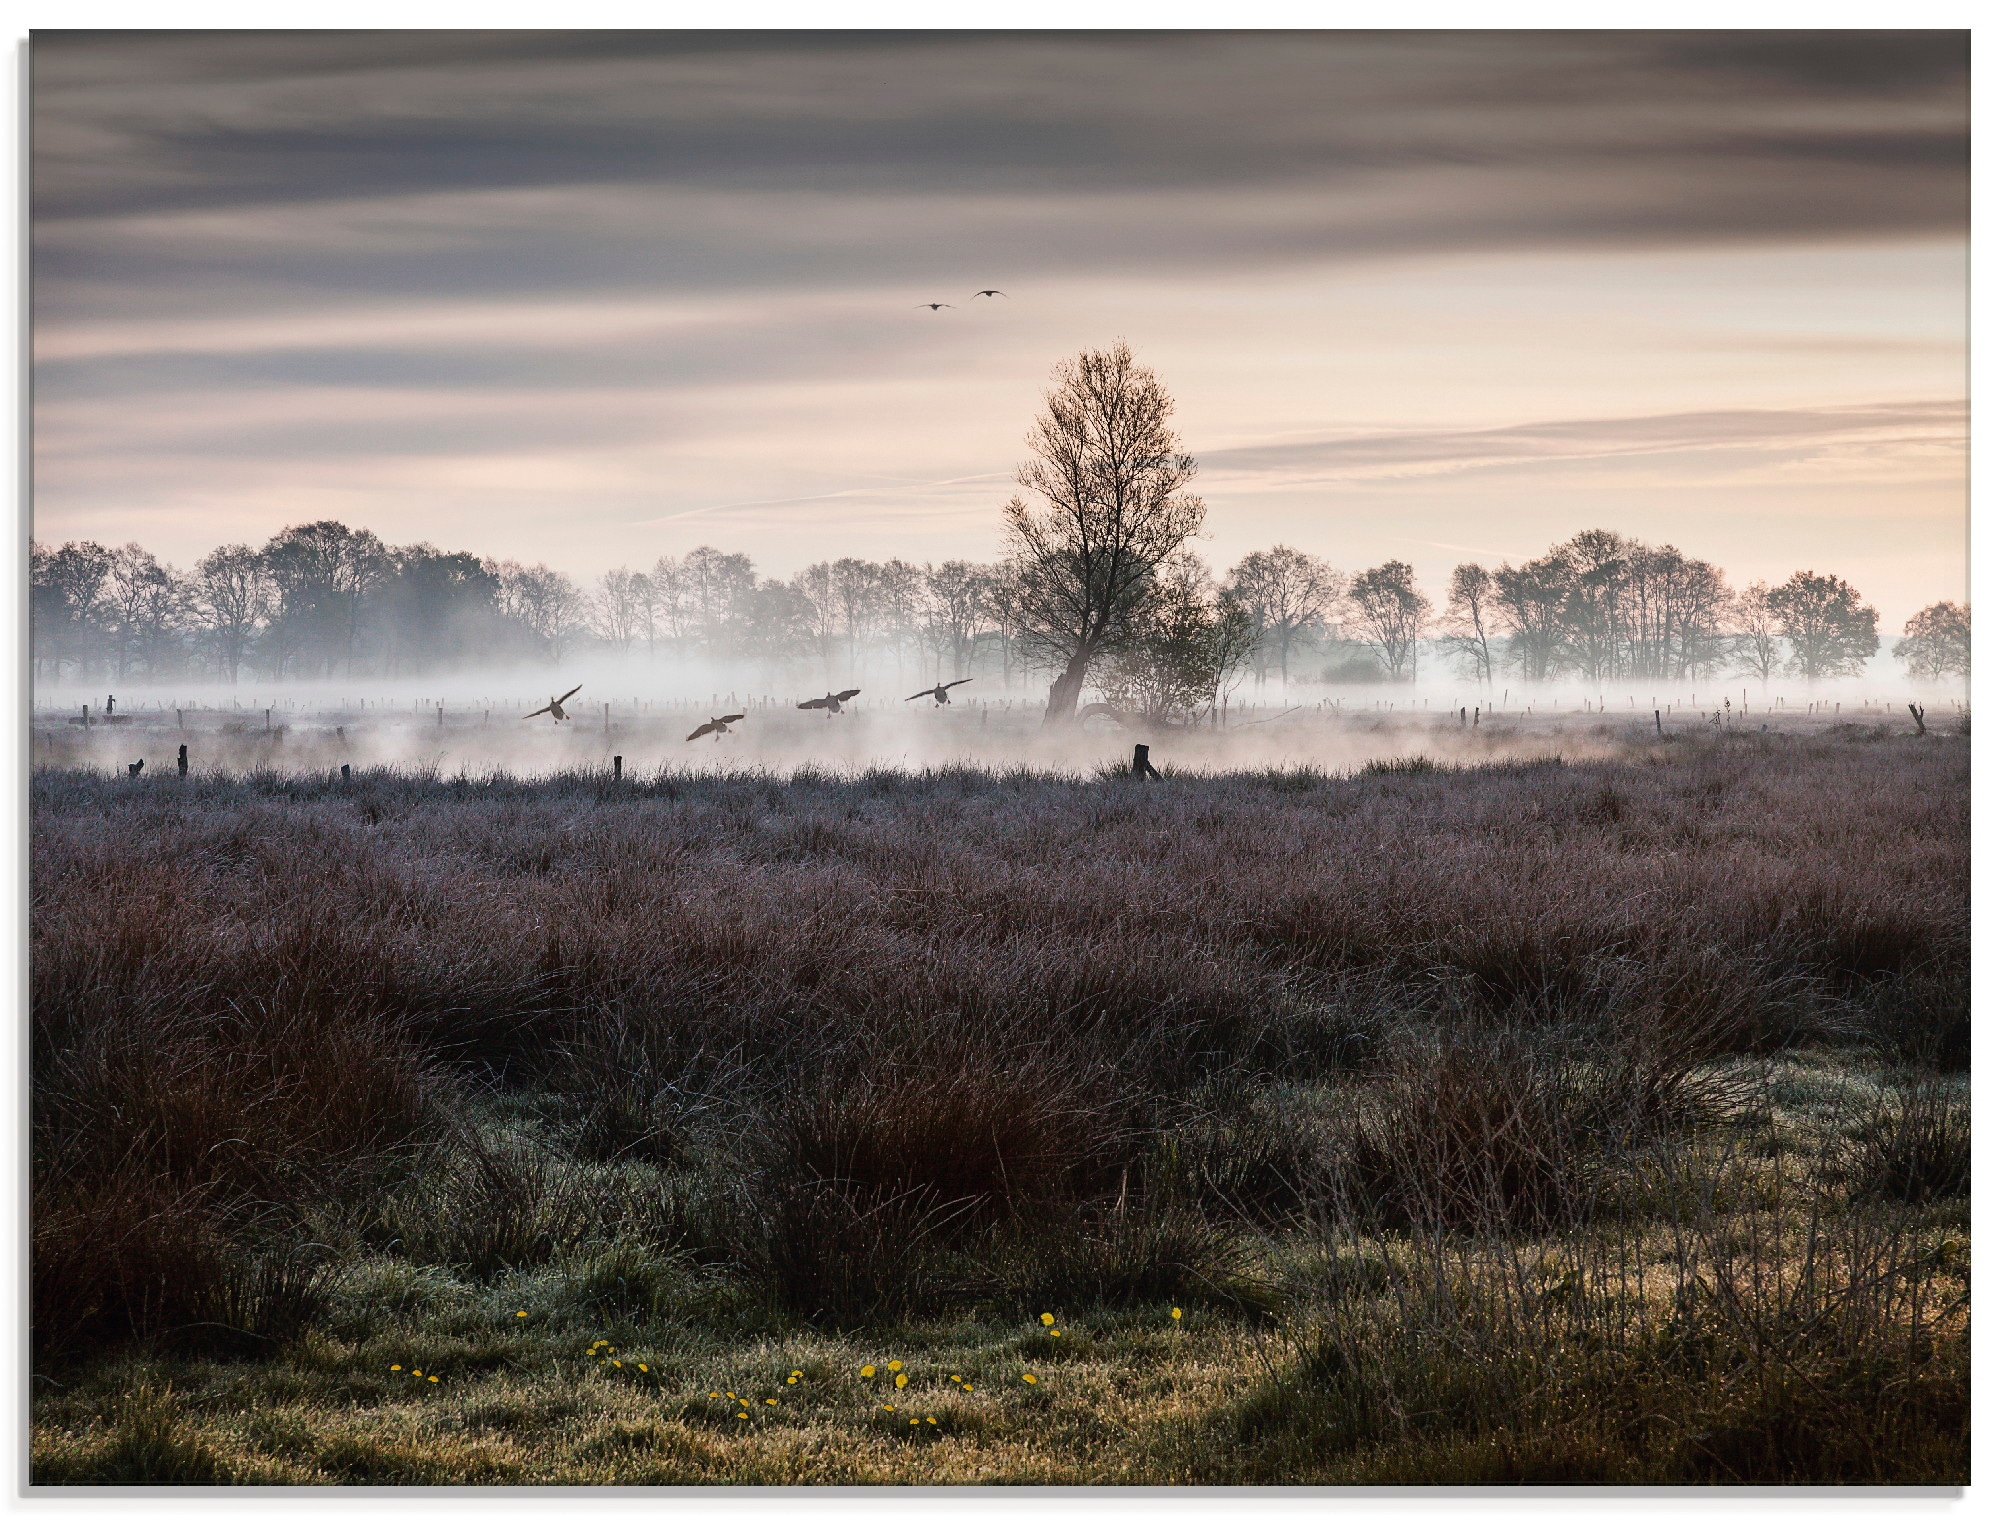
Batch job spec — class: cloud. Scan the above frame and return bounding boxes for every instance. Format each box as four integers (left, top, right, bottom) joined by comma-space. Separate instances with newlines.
1201, 401, 1968, 487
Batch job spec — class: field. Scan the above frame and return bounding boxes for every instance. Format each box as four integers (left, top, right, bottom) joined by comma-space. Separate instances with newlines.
29, 717, 1969, 1485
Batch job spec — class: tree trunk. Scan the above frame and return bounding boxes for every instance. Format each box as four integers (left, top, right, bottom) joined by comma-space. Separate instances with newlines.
1042, 648, 1093, 724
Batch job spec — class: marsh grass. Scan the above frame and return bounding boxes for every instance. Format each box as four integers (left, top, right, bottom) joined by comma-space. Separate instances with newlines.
29, 729, 1967, 1483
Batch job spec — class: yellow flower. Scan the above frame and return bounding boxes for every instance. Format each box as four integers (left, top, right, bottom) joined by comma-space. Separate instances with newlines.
594, 1339, 609, 1347
1039, 1313, 1054, 1326
884, 1403, 896, 1411
1022, 1373, 1037, 1384
888, 1360, 903, 1371
709, 1391, 720, 1398
765, 1398, 777, 1405
611, 1360, 623, 1368
860, 1365, 876, 1378
1049, 1329, 1061, 1337
390, 1365, 401, 1372
1170, 1307, 1183, 1320
909, 1419, 920, 1426
961, 1385, 971, 1392
950, 1375, 962, 1383
586, 1350, 596, 1356
516, 1310, 528, 1317
427, 1376, 438, 1383
926, 1417, 937, 1425
894, 1373, 908, 1389
737, 1412, 748, 1419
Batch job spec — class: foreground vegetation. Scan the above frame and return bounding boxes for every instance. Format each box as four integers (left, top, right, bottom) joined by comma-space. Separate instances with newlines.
30, 724, 1968, 1484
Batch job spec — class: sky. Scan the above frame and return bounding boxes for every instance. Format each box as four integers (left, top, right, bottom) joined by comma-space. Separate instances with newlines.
31, 29, 1969, 627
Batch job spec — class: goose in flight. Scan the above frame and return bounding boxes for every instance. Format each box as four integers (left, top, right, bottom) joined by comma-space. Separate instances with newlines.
916, 303, 954, 312
907, 679, 972, 706
798, 689, 863, 715
972, 289, 1007, 299
523, 685, 583, 723
686, 713, 746, 741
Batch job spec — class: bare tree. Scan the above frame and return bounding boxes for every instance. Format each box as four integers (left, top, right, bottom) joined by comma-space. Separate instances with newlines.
192, 544, 271, 683
588, 568, 651, 654
1003, 342, 1206, 723
919, 560, 991, 681
1226, 545, 1340, 686
1894, 601, 1970, 682
1100, 553, 1257, 725
1346, 560, 1432, 682
1732, 581, 1783, 686
1440, 562, 1498, 688
102, 543, 186, 682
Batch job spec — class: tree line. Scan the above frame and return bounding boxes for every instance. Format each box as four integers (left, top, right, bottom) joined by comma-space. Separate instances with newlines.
32, 345, 1967, 716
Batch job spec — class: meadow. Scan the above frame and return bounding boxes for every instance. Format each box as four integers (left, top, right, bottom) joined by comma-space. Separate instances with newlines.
29, 716, 1969, 1485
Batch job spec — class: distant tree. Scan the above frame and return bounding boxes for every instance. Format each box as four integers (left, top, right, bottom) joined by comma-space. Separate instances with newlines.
1226, 545, 1341, 686
260, 520, 388, 678
1732, 581, 1784, 685
1894, 601, 1970, 682
191, 544, 271, 683
679, 545, 757, 658
919, 560, 991, 681
1004, 342, 1206, 724
30, 540, 114, 680
1554, 529, 1633, 683
1492, 553, 1575, 682
1439, 562, 1498, 687
1099, 554, 1256, 725
1346, 560, 1431, 682
491, 560, 584, 660
374, 546, 500, 674
1765, 570, 1879, 680
589, 566, 652, 655
102, 544, 187, 682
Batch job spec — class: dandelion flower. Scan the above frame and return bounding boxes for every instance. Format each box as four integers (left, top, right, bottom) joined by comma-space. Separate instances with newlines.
884, 1404, 896, 1411
1022, 1373, 1037, 1384
390, 1365, 401, 1372
950, 1375, 962, 1383
737, 1412, 748, 1420
709, 1392, 720, 1399
1049, 1329, 1061, 1337
888, 1360, 903, 1371
926, 1417, 937, 1425
516, 1310, 528, 1318
910, 1419, 920, 1426
1039, 1313, 1054, 1326
1170, 1307, 1182, 1320
639, 1364, 649, 1372
586, 1350, 597, 1356
611, 1360, 623, 1368
765, 1398, 777, 1405
427, 1376, 438, 1383
894, 1373, 908, 1389
860, 1365, 876, 1378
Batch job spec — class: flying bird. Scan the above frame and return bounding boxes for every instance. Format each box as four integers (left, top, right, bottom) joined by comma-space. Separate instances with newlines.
797, 689, 863, 715
686, 713, 746, 742
916, 303, 954, 312
523, 685, 583, 723
907, 679, 973, 706
971, 289, 1007, 299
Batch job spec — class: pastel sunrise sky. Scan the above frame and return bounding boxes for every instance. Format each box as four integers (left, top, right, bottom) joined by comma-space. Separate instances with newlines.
32, 29, 1968, 624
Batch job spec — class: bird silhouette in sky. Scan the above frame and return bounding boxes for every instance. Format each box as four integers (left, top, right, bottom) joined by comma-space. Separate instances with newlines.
798, 689, 863, 715
907, 679, 973, 706
523, 685, 583, 723
972, 289, 1007, 299
686, 713, 746, 742
916, 303, 954, 312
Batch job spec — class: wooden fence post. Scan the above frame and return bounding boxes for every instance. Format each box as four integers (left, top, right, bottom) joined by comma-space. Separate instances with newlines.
613, 755, 623, 781
1131, 744, 1161, 780
177, 744, 188, 778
